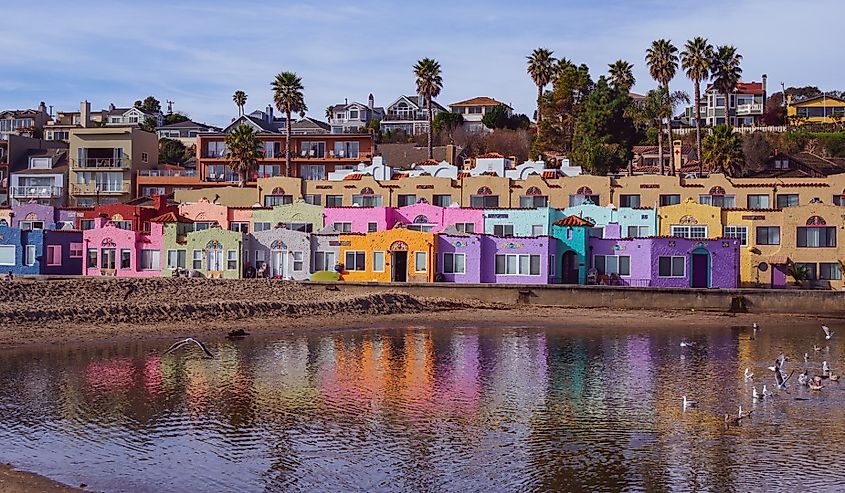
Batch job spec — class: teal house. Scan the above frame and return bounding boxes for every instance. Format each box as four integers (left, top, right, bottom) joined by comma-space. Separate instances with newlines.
560, 203, 658, 239
483, 207, 555, 237
550, 215, 593, 284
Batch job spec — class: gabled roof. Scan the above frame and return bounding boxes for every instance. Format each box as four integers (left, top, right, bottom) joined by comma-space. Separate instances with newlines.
790, 94, 845, 106
553, 215, 595, 227
704, 81, 765, 95
449, 97, 511, 109
224, 115, 279, 134
749, 152, 845, 178
386, 95, 447, 113
150, 211, 193, 223
107, 106, 159, 117
158, 120, 220, 130
292, 117, 330, 132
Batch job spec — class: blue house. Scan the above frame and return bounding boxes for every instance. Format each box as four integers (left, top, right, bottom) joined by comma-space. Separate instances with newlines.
0, 226, 41, 275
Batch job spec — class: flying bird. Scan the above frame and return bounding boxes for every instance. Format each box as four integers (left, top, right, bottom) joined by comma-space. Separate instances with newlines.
822, 325, 834, 340
162, 338, 214, 358
680, 341, 695, 348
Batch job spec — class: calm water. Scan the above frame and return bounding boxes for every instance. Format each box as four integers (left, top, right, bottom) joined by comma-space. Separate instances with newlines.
2, 322, 845, 492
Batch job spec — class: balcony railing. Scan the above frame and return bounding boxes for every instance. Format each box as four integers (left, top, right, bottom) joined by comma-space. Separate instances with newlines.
71, 182, 130, 194
204, 172, 240, 182
202, 150, 227, 158
72, 157, 128, 169
138, 169, 197, 177
11, 186, 63, 198
381, 114, 428, 122
736, 103, 764, 115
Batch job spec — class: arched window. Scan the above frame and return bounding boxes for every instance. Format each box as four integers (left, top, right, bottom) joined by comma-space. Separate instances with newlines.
709, 186, 726, 196
417, 197, 429, 204
679, 215, 699, 225
271, 187, 285, 195
476, 186, 493, 196
576, 186, 593, 195
807, 215, 826, 226
360, 187, 374, 195
0, 219, 7, 226
25, 213, 39, 221
526, 186, 543, 196
413, 215, 429, 224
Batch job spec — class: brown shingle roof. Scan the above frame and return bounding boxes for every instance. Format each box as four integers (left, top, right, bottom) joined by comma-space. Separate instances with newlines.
449, 97, 511, 108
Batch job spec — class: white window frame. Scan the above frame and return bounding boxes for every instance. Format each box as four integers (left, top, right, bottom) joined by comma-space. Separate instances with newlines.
333, 222, 352, 233
658, 256, 686, 278
0, 245, 15, 266
192, 249, 202, 270
69, 243, 83, 258
314, 251, 336, 272
724, 225, 748, 246
455, 223, 475, 233
140, 249, 160, 271
495, 254, 541, 276
46, 245, 62, 266
345, 250, 366, 271
373, 251, 385, 272
414, 251, 427, 273
670, 225, 708, 239
594, 254, 631, 276
292, 251, 304, 271
443, 252, 465, 274
226, 250, 237, 270
493, 224, 514, 237
25, 244, 36, 266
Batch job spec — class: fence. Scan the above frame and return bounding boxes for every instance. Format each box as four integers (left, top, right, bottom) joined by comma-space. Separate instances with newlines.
673, 126, 788, 136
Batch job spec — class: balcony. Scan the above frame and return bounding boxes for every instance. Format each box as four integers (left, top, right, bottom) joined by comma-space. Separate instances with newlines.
72, 157, 128, 169
138, 169, 197, 177
70, 182, 130, 195
204, 172, 240, 183
381, 113, 428, 122
736, 103, 764, 115
11, 186, 63, 198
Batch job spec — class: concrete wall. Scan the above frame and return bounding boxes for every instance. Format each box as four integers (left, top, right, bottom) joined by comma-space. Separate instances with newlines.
305, 281, 845, 315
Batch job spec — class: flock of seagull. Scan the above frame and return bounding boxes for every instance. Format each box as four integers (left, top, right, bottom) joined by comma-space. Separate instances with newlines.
681, 323, 837, 426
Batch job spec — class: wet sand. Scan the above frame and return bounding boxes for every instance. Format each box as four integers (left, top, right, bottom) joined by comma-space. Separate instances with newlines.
0, 464, 81, 492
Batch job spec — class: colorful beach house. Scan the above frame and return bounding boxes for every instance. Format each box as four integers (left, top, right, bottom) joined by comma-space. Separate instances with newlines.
323, 206, 391, 234
252, 202, 324, 233
391, 202, 484, 234
82, 217, 164, 277
590, 223, 741, 288
161, 222, 243, 279
0, 225, 40, 275
550, 215, 594, 284
483, 207, 555, 237
339, 228, 436, 282
11, 202, 60, 229
245, 227, 312, 280
436, 230, 555, 284
561, 203, 658, 239
311, 231, 341, 273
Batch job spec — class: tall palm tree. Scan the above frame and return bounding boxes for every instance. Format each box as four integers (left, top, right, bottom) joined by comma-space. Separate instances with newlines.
224, 123, 263, 187
232, 90, 247, 116
526, 48, 556, 124
710, 45, 743, 129
271, 72, 307, 176
325, 105, 334, 121
626, 88, 689, 176
702, 124, 744, 176
646, 39, 679, 174
680, 37, 713, 174
608, 60, 636, 92
413, 57, 443, 160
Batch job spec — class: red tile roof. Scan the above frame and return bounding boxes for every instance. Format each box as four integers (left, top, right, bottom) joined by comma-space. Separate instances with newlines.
553, 215, 595, 227
449, 97, 511, 108
705, 81, 765, 95
541, 170, 559, 179
477, 152, 505, 159
150, 211, 193, 223
343, 173, 364, 181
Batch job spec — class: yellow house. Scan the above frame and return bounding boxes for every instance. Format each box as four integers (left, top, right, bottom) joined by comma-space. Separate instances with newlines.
787, 94, 845, 126
722, 208, 785, 287
339, 229, 435, 283
658, 199, 724, 239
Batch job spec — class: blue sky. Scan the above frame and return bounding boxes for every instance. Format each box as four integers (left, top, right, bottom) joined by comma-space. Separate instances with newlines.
1, 0, 841, 126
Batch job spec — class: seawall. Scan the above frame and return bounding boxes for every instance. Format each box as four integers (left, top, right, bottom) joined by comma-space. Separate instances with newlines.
308, 281, 845, 316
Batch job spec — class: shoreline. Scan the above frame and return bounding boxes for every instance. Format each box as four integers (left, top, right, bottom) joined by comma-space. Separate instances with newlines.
0, 464, 81, 493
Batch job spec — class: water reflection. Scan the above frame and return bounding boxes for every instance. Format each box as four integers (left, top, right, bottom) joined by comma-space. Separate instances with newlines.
2, 323, 845, 491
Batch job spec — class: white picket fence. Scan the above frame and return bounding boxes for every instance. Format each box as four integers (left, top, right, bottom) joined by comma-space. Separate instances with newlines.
673, 126, 788, 135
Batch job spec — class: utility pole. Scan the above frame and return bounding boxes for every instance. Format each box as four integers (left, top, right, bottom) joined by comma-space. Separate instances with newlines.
166, 100, 174, 115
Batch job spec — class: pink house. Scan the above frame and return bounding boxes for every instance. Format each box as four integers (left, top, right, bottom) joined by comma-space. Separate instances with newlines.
179, 199, 229, 229
323, 207, 390, 233
82, 217, 164, 277
391, 203, 483, 234
228, 207, 257, 233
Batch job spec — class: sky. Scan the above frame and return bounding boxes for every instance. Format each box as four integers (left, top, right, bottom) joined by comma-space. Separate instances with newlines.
1, 0, 841, 127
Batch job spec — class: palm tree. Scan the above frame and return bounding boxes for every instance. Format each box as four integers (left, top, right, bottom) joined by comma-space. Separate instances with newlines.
271, 72, 307, 176
626, 88, 689, 176
413, 57, 443, 160
526, 48, 556, 123
232, 90, 247, 116
710, 45, 743, 129
701, 124, 744, 176
608, 60, 636, 92
680, 37, 713, 173
224, 124, 263, 187
646, 39, 679, 174
325, 105, 334, 121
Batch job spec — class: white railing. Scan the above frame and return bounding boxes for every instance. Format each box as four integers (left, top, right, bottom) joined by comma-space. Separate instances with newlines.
736, 103, 763, 115
11, 186, 63, 198
673, 125, 788, 135
72, 157, 126, 169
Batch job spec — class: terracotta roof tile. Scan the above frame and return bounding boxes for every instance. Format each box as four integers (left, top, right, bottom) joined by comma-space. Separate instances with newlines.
150, 211, 193, 223
343, 173, 364, 181
478, 152, 505, 159
449, 97, 510, 108
553, 215, 595, 227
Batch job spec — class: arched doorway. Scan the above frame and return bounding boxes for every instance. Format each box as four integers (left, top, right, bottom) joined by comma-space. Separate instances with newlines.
206, 240, 224, 275
389, 241, 408, 282
561, 251, 579, 284
270, 239, 288, 279
690, 247, 710, 288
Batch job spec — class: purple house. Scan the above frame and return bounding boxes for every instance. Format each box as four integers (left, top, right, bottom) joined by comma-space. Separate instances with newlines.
11, 202, 60, 230
589, 223, 740, 288
437, 231, 555, 284
41, 230, 83, 275
391, 203, 484, 234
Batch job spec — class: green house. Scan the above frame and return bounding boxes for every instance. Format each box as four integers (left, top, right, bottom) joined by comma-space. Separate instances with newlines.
550, 215, 593, 284
161, 223, 244, 278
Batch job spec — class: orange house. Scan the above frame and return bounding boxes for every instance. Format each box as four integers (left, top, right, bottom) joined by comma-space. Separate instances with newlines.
339, 228, 435, 283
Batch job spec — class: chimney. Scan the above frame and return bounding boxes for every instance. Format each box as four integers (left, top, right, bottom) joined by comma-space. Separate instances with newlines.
38, 101, 47, 114
344, 98, 348, 105
446, 144, 456, 165
80, 100, 91, 128
368, 93, 374, 111
109, 103, 115, 111
762, 74, 768, 94
266, 105, 273, 122
673, 140, 682, 172
153, 193, 168, 212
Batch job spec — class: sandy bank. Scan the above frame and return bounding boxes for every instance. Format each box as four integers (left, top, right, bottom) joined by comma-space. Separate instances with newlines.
0, 464, 81, 493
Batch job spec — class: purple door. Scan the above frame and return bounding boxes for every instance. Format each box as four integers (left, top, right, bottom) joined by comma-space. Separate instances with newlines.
771, 265, 787, 289
691, 253, 709, 288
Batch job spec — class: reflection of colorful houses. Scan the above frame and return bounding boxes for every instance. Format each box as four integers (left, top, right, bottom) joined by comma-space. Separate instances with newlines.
161, 224, 243, 278
246, 228, 311, 280
339, 229, 435, 282
551, 215, 593, 284
590, 223, 741, 288
83, 217, 164, 277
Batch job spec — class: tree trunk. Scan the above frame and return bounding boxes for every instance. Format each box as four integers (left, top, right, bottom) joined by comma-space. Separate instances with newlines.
285, 110, 292, 177
657, 122, 665, 176
427, 94, 433, 160
536, 85, 543, 124
665, 83, 675, 176
725, 91, 732, 129
694, 81, 702, 176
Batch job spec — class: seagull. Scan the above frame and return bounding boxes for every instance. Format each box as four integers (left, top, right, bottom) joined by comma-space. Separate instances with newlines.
798, 370, 809, 386
744, 368, 754, 381
768, 353, 787, 372
682, 396, 698, 410
762, 384, 772, 399
822, 325, 834, 340
776, 367, 795, 389
809, 380, 824, 391
752, 386, 761, 401
680, 341, 695, 348
753, 322, 759, 330
823, 361, 831, 375
162, 338, 214, 358
804, 352, 810, 363
814, 344, 822, 352
725, 405, 753, 425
